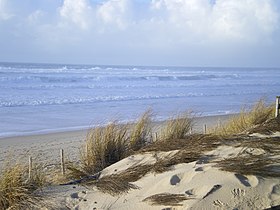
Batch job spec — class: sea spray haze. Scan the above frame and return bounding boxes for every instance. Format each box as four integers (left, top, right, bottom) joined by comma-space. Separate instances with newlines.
0, 62, 279, 137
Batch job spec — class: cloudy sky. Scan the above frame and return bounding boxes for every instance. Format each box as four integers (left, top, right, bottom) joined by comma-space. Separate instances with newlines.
0, 0, 280, 67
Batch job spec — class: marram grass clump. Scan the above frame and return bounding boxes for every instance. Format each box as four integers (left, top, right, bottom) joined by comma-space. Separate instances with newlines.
143, 193, 190, 206
211, 99, 274, 136
0, 161, 46, 210
69, 111, 153, 179
73, 122, 129, 178
129, 110, 153, 151
158, 112, 193, 141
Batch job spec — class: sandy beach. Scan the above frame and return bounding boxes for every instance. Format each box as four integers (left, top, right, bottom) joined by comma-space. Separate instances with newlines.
1, 112, 280, 210
1, 1, 280, 208
0, 114, 233, 169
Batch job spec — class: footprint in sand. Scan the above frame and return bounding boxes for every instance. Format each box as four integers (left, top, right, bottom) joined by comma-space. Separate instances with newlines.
170, 174, 181, 185
234, 174, 251, 187
270, 184, 280, 201
272, 184, 280, 195
70, 192, 79, 199
213, 199, 225, 207
234, 174, 259, 187
231, 188, 245, 198
202, 185, 222, 199
185, 189, 195, 196
195, 167, 204, 172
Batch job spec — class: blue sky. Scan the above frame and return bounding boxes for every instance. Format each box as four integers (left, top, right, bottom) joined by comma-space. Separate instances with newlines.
0, 0, 280, 67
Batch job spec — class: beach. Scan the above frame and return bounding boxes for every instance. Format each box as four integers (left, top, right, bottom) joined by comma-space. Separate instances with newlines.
1, 63, 279, 209
1, 1, 280, 208
0, 114, 233, 168
1, 108, 280, 209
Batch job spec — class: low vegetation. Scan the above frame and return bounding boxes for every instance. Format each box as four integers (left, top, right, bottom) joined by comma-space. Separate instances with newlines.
0, 161, 46, 210
89, 164, 152, 195
85, 141, 218, 195
248, 115, 280, 134
68, 110, 153, 179
215, 134, 280, 178
158, 112, 193, 140
1, 98, 278, 207
211, 99, 274, 136
67, 122, 129, 179
143, 193, 190, 206
129, 110, 153, 151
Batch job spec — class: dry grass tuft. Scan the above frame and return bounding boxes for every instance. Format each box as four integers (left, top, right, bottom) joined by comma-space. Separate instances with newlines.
93, 177, 139, 196
143, 193, 190, 206
87, 164, 153, 195
116, 164, 154, 182
85, 143, 216, 195
215, 154, 280, 178
64, 162, 88, 181
0, 161, 45, 210
129, 110, 153, 151
215, 136, 280, 178
248, 116, 280, 135
142, 134, 222, 153
233, 136, 280, 155
153, 150, 202, 173
74, 122, 129, 177
212, 99, 274, 136
158, 112, 193, 141
68, 110, 153, 180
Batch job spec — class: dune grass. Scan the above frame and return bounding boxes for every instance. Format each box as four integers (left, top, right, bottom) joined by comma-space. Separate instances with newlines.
158, 112, 193, 141
68, 122, 129, 179
129, 110, 153, 151
215, 135, 280, 178
82, 147, 204, 195
248, 115, 280, 134
1, 98, 279, 207
234, 136, 280, 155
0, 161, 46, 210
211, 99, 274, 136
84, 136, 220, 196
215, 154, 280, 178
67, 110, 153, 179
143, 193, 190, 206
142, 134, 222, 153
89, 164, 153, 195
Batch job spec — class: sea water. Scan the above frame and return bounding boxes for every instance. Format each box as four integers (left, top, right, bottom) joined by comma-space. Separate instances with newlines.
0, 62, 279, 137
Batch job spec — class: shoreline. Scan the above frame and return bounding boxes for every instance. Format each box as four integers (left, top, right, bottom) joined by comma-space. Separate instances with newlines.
0, 114, 235, 168
0, 113, 236, 140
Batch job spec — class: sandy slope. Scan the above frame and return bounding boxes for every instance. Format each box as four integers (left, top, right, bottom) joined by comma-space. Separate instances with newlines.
6, 114, 279, 209
69, 142, 280, 210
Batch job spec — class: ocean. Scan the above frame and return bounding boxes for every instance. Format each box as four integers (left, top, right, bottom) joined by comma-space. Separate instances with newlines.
0, 62, 279, 137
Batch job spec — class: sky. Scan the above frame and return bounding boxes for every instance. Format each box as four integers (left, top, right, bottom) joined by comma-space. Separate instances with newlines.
0, 0, 280, 67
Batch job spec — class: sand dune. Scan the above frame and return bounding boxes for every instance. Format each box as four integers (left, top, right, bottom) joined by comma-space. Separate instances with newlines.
70, 139, 280, 210
1, 114, 280, 209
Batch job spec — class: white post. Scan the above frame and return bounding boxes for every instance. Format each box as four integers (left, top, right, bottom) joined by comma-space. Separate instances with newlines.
276, 96, 280, 118
60, 149, 65, 175
218, 119, 222, 128
155, 132, 158, 141
28, 156, 32, 180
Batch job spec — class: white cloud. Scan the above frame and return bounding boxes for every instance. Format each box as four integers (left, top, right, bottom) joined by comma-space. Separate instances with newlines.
212, 0, 279, 41
97, 0, 130, 29
27, 10, 45, 24
0, 0, 280, 66
59, 0, 92, 29
150, 0, 279, 43
0, 0, 13, 20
